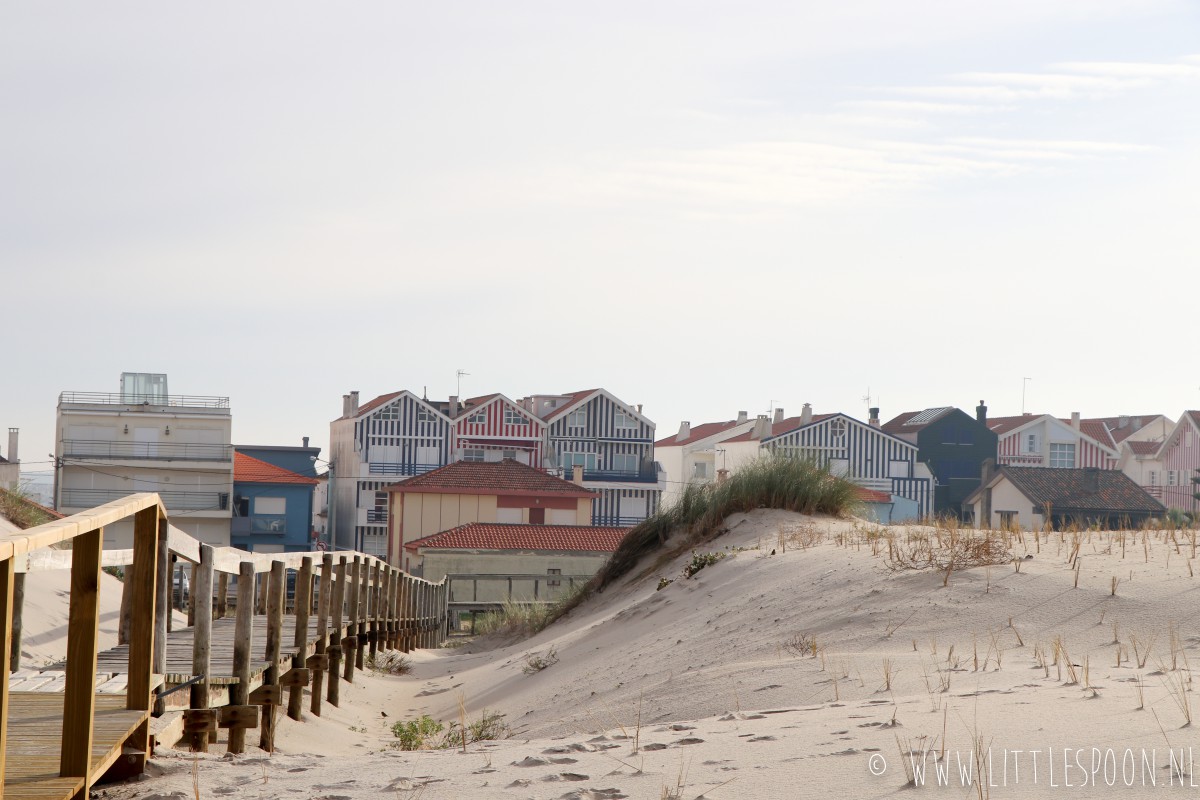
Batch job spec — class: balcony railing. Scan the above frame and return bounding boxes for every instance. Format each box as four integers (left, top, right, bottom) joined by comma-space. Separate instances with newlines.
368, 462, 440, 477
578, 468, 661, 484
59, 391, 231, 410
61, 488, 229, 511
62, 439, 233, 462
591, 515, 645, 527
366, 510, 388, 523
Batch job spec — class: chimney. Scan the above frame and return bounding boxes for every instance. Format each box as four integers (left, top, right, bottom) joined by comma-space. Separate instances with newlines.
342, 394, 352, 418
751, 414, 770, 440
868, 407, 880, 427
676, 421, 691, 442
6, 428, 17, 463
1083, 466, 1101, 492
773, 407, 784, 425
800, 403, 813, 426
1070, 412, 1081, 430
449, 395, 459, 418
1118, 415, 1130, 429
716, 468, 730, 485
736, 410, 748, 425
981, 458, 995, 484
349, 391, 360, 417
976, 400, 988, 424
302, 436, 310, 448
636, 404, 643, 414
571, 464, 584, 486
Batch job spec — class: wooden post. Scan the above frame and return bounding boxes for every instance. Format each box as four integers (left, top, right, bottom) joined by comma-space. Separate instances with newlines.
311, 554, 332, 717
0, 555, 15, 791
401, 574, 412, 652
228, 562, 255, 754
190, 545, 214, 751
117, 570, 133, 646
124, 508, 161, 777
9, 572, 23, 671
260, 561, 285, 751
186, 561, 197, 627
327, 556, 346, 707
343, 557, 360, 682
257, 568, 269, 615
379, 568, 391, 654
367, 561, 381, 662
355, 559, 369, 671
216, 572, 229, 619
153, 520, 170, 715
288, 557, 313, 721
168, 554, 177, 631
60, 526, 102, 780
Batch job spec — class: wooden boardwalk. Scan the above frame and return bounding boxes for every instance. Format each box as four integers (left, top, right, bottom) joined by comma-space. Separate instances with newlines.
1, 494, 449, 800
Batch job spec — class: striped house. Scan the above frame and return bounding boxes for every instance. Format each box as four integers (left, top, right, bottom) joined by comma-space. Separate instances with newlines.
761, 405, 933, 519
329, 390, 455, 554
1134, 411, 1200, 513
451, 394, 547, 467
527, 389, 662, 526
988, 413, 1119, 470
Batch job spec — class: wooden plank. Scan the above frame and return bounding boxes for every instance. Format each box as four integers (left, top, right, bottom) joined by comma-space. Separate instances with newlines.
127, 508, 159, 715
189, 544, 214, 752
218, 705, 260, 729
60, 526, 102, 779
310, 554, 331, 718
259, 560, 284, 752
1, 554, 14, 799
356, 560, 369, 670
0, 492, 164, 560
287, 557, 312, 721
182, 709, 217, 734
227, 562, 254, 755
368, 562, 381, 661
215, 572, 228, 619
279, 668, 310, 688
343, 557, 360, 683
152, 519, 169, 716
327, 557, 346, 708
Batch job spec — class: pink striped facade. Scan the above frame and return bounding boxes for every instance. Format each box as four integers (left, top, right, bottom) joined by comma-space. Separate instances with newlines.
452, 396, 546, 466
1157, 414, 1200, 512
996, 429, 1117, 469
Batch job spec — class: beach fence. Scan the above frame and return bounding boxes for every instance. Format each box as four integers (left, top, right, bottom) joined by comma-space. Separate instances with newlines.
1, 493, 449, 799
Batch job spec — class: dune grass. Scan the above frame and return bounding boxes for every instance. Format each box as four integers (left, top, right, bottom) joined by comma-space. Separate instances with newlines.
543, 455, 861, 628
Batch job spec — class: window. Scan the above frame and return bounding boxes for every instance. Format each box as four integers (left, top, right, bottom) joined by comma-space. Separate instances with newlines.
614, 412, 637, 431
377, 404, 398, 420
1149, 471, 1159, 486
416, 408, 433, 423
1169, 471, 1178, 486
466, 411, 486, 425
829, 419, 847, 444
693, 461, 710, 479
463, 449, 485, 462
502, 449, 517, 460
998, 511, 1017, 529
254, 497, 286, 515
940, 427, 958, 445
888, 460, 909, 479
504, 407, 526, 426
1048, 443, 1075, 469
560, 452, 597, 471
547, 568, 562, 588
568, 409, 587, 429
374, 491, 388, 511
612, 453, 638, 473
1025, 434, 1039, 454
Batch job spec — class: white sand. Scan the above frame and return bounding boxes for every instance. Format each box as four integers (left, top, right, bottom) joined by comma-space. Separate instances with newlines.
76, 512, 1200, 797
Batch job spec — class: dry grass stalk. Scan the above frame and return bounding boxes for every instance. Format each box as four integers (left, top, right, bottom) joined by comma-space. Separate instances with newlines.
1135, 673, 1145, 710
1161, 664, 1192, 727
1131, 632, 1157, 669
1009, 617, 1024, 647
881, 658, 896, 692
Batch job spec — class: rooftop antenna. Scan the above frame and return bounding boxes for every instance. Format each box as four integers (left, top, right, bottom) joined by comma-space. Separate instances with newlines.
862, 387, 872, 411
456, 369, 469, 397
1021, 377, 1032, 414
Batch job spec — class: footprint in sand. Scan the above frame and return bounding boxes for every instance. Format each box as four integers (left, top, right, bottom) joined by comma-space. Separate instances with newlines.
549, 757, 579, 764
749, 736, 776, 742
513, 757, 550, 767
641, 743, 668, 751
558, 789, 628, 799
675, 737, 705, 746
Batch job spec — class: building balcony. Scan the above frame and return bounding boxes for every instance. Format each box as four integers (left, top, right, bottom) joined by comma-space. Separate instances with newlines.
58, 391, 230, 414
579, 468, 661, 484
61, 488, 229, 511
62, 439, 233, 462
368, 462, 440, 477
591, 515, 645, 527
232, 515, 287, 535
366, 510, 388, 524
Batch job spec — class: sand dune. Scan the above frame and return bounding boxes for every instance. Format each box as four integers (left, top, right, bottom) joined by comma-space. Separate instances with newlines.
88, 511, 1200, 797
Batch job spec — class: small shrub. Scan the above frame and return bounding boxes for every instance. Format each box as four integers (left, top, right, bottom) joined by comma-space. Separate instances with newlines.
683, 550, 726, 578
522, 647, 558, 675
656, 577, 674, 591
783, 632, 818, 658
440, 710, 510, 747
391, 715, 444, 750
370, 650, 413, 675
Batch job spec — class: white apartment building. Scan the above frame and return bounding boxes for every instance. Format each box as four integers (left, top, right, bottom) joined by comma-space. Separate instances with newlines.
55, 372, 233, 547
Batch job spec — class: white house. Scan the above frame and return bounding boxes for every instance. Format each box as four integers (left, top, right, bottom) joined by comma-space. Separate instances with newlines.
654, 413, 758, 507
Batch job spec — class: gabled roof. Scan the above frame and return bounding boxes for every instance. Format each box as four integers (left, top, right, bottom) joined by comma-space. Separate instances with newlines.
881, 408, 955, 435
386, 459, 593, 497
1126, 441, 1160, 456
1085, 415, 1166, 445
406, 522, 629, 553
854, 487, 892, 504
987, 414, 1044, 435
1072, 420, 1117, 450
989, 414, 1120, 456
234, 452, 319, 485
968, 466, 1164, 514
543, 389, 602, 421
761, 412, 916, 449
720, 415, 834, 443
356, 391, 403, 417
456, 393, 545, 426
655, 420, 748, 448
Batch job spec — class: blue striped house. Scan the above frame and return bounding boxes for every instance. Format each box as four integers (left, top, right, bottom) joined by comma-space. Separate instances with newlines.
761, 406, 933, 519
528, 389, 663, 526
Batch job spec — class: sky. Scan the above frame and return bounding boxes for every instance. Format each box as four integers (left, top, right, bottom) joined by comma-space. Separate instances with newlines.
3, 1, 1199, 481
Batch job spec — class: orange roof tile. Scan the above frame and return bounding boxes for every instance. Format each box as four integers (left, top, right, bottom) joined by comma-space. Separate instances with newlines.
386, 459, 593, 497
406, 523, 629, 552
234, 452, 319, 485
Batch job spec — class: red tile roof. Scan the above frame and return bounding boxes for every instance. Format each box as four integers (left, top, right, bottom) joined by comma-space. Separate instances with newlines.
720, 415, 835, 443
234, 452, 319, 485
386, 459, 593, 497
406, 523, 629, 552
854, 487, 892, 504
655, 420, 746, 448
355, 391, 403, 418
0, 489, 65, 524
987, 414, 1042, 435
544, 389, 601, 421
1076, 420, 1117, 450
1127, 441, 1160, 456
1084, 415, 1165, 444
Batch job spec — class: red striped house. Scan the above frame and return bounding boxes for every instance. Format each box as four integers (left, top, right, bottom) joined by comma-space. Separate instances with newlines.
989, 413, 1119, 470
452, 394, 547, 467
1149, 411, 1200, 513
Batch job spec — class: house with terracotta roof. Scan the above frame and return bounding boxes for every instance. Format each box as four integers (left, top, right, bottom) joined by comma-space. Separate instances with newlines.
881, 402, 998, 519
385, 459, 598, 570
988, 413, 1120, 470
519, 388, 662, 526
1125, 411, 1200, 514
404, 523, 627, 601
965, 464, 1165, 530
654, 412, 759, 507
231, 450, 319, 553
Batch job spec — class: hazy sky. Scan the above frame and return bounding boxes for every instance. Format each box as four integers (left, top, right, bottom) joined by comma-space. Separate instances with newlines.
3, 1, 1199, 478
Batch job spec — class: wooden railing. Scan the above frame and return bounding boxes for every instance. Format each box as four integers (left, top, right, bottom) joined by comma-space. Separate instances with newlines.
3, 492, 449, 794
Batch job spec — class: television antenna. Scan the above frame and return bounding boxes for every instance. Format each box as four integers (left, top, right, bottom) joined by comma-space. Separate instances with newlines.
456, 369, 470, 397
1021, 377, 1032, 414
